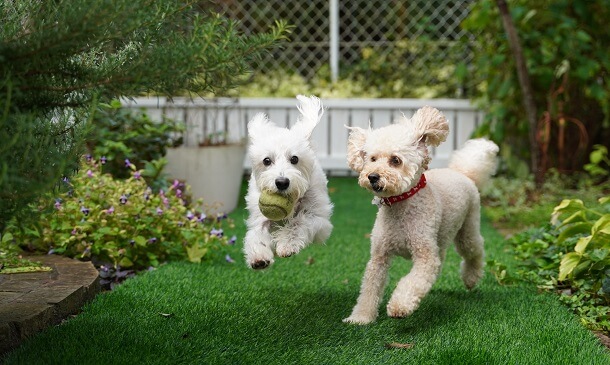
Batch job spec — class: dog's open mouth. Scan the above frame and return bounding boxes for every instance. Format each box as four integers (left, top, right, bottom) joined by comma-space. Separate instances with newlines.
371, 183, 384, 193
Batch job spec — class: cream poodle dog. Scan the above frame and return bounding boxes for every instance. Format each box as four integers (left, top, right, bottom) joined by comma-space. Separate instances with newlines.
343, 106, 499, 324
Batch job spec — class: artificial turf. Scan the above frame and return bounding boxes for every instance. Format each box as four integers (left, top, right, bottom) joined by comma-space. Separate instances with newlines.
3, 177, 610, 364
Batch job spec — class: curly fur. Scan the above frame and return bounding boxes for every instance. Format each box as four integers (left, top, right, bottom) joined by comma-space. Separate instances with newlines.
343, 106, 499, 324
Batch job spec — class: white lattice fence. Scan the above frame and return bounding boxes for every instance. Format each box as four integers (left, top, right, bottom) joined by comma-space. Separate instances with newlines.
122, 97, 482, 175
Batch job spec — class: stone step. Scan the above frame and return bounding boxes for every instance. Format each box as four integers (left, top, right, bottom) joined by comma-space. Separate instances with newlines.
0, 255, 100, 355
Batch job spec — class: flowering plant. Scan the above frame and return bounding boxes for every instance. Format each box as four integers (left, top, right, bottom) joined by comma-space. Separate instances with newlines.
6, 156, 235, 271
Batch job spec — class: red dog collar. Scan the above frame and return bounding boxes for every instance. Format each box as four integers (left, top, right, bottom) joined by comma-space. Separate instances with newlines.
380, 174, 427, 206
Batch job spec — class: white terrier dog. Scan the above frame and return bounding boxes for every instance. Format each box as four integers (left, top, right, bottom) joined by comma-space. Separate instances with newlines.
243, 95, 333, 269
343, 106, 499, 324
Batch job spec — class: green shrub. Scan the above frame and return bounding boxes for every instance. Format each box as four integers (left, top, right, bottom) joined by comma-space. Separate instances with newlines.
507, 197, 610, 333
87, 100, 182, 187
5, 157, 234, 272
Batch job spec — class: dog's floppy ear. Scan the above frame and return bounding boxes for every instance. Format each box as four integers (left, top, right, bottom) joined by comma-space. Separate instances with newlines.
247, 113, 273, 141
292, 95, 323, 139
346, 126, 368, 173
411, 106, 449, 147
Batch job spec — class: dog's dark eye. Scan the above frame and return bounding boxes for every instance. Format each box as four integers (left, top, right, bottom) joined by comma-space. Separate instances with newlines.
389, 156, 402, 166
263, 157, 272, 166
290, 156, 299, 165
370, 156, 377, 162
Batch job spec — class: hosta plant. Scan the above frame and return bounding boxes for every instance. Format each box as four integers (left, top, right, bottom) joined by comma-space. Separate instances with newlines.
6, 157, 235, 272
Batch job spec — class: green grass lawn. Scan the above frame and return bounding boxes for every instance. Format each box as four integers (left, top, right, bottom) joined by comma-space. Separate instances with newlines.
4, 178, 610, 364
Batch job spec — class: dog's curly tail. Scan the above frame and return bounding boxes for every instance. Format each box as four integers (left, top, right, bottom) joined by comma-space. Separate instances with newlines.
448, 138, 499, 190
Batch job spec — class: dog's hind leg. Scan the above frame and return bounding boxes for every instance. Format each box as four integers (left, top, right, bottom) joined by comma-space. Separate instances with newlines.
455, 205, 485, 290
343, 253, 392, 325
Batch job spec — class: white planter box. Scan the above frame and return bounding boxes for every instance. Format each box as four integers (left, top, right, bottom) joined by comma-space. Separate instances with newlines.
164, 144, 246, 214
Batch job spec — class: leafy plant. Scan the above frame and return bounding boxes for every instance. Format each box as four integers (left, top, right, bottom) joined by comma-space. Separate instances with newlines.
463, 0, 610, 177
584, 144, 610, 182
4, 157, 234, 272
87, 100, 182, 188
504, 197, 610, 333
552, 198, 610, 285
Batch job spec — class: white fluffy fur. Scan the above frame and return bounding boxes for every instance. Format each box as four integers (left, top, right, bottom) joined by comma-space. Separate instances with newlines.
243, 95, 333, 269
344, 106, 499, 324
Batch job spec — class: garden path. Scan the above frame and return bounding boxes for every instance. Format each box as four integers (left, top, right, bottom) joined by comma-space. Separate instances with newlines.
0, 255, 99, 354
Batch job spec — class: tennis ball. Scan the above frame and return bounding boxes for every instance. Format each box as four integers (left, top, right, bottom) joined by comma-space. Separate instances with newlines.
258, 190, 295, 221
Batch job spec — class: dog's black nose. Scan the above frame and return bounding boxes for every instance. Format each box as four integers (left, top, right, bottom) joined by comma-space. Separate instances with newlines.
368, 173, 380, 184
275, 177, 290, 191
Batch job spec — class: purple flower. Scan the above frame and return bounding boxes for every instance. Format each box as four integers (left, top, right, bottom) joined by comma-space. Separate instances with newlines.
172, 180, 180, 189
62, 176, 69, 184
159, 189, 165, 197
186, 211, 195, 220
216, 213, 228, 222
129, 239, 135, 246
134, 171, 141, 179
225, 254, 235, 264
229, 235, 237, 245
85, 154, 92, 162
120, 194, 128, 204
54, 199, 62, 210
197, 213, 207, 223
87, 169, 93, 178
156, 207, 163, 215
162, 197, 169, 207
80, 206, 90, 216
211, 228, 224, 238
48, 248, 56, 255
125, 159, 131, 168
101, 156, 107, 164
148, 237, 157, 244
71, 228, 77, 235
105, 206, 115, 214
176, 189, 182, 198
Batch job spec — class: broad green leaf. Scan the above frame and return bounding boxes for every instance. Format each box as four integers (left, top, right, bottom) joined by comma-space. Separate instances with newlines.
186, 245, 208, 264
135, 236, 146, 246
557, 222, 591, 244
119, 256, 133, 268
588, 248, 609, 263
558, 210, 587, 226
559, 252, 581, 281
592, 215, 610, 235
574, 236, 591, 254
553, 199, 585, 214
1, 232, 13, 244
599, 196, 610, 205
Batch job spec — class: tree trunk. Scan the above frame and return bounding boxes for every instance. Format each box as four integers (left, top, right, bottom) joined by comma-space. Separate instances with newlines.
496, 0, 542, 186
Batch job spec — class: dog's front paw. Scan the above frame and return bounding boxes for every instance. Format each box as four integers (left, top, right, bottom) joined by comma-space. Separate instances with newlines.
342, 313, 376, 325
275, 243, 301, 258
250, 260, 272, 270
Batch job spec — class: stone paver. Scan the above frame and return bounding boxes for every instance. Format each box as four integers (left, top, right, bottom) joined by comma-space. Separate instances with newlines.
0, 255, 100, 354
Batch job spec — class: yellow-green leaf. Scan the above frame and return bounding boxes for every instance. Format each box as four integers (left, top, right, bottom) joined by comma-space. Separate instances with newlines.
186, 245, 208, 263
1, 232, 13, 244
559, 252, 581, 281
592, 214, 610, 235
119, 257, 133, 267
574, 236, 591, 254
